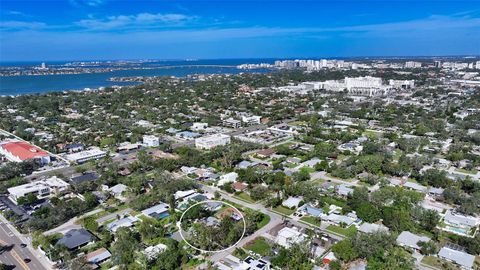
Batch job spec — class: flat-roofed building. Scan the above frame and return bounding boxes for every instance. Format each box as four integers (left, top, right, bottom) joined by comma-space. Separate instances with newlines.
195, 134, 231, 150
8, 176, 69, 204
143, 135, 160, 147
65, 148, 106, 164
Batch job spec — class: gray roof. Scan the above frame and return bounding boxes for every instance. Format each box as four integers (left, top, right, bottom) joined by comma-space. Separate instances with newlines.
438, 247, 475, 269
444, 210, 479, 228
396, 231, 430, 250
358, 223, 389, 234
56, 228, 94, 250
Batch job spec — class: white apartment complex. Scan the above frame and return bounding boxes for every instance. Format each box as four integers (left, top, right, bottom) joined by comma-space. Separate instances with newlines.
195, 134, 231, 150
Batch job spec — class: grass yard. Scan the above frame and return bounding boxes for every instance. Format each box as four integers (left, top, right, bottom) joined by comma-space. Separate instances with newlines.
323, 197, 347, 208
300, 216, 321, 226
272, 205, 295, 216
234, 192, 256, 203
421, 256, 460, 270
257, 214, 270, 229
244, 237, 271, 256
326, 225, 357, 237
456, 168, 478, 175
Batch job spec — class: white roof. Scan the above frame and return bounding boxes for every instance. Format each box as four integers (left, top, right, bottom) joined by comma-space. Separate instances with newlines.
326, 213, 356, 226
174, 189, 195, 200
8, 176, 69, 197
109, 184, 127, 195
107, 216, 138, 232
282, 197, 303, 208
438, 247, 475, 269
144, 243, 167, 260
65, 148, 106, 161
396, 231, 430, 249
141, 202, 169, 217
358, 222, 389, 234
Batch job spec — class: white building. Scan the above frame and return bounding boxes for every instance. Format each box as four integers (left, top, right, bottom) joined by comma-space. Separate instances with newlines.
438, 247, 475, 269
389, 79, 415, 89
144, 243, 167, 261
65, 148, 106, 164
405, 61, 422, 68
345, 76, 391, 96
191, 122, 209, 131
195, 134, 231, 150
241, 115, 261, 125
218, 172, 238, 186
143, 135, 160, 147
223, 118, 242, 129
8, 176, 69, 204
275, 227, 306, 248
396, 231, 430, 251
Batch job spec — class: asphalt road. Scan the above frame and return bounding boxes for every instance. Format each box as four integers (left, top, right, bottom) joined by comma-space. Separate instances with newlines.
0, 215, 47, 270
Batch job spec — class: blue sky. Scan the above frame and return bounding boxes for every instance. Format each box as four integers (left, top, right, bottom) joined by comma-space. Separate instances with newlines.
0, 0, 479, 61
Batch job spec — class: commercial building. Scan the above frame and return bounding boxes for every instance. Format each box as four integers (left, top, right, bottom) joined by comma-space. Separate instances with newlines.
65, 148, 106, 164
389, 79, 415, 89
195, 134, 231, 150
241, 115, 261, 125
8, 176, 69, 204
0, 140, 51, 165
223, 118, 242, 129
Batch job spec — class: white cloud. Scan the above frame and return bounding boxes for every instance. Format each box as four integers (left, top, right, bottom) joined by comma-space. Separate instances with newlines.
75, 13, 197, 30
0, 20, 46, 30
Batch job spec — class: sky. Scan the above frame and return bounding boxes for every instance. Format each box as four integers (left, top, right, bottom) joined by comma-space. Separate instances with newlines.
0, 0, 479, 61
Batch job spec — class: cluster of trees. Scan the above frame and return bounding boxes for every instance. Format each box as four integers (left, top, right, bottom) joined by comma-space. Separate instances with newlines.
345, 186, 438, 233
26, 193, 98, 231
332, 232, 415, 270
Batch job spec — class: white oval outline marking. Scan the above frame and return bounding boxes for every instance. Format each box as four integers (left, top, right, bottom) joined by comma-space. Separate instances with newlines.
177, 200, 246, 253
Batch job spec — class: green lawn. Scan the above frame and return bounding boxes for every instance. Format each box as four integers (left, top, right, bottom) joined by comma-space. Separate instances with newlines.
257, 214, 270, 229
326, 225, 357, 237
272, 205, 295, 216
456, 168, 478, 175
234, 192, 255, 203
300, 216, 321, 226
421, 256, 460, 270
323, 197, 347, 208
244, 237, 271, 256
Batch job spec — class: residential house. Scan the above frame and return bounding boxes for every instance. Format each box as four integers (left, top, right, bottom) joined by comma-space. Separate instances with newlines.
218, 172, 238, 186
358, 222, 389, 234
396, 231, 430, 251
282, 197, 303, 209
56, 229, 94, 251
438, 247, 475, 270
276, 227, 307, 248
107, 216, 139, 232
86, 248, 111, 266
141, 202, 170, 219
144, 243, 167, 261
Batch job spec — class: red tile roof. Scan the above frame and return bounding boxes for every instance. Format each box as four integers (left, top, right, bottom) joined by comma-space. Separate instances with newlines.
1, 141, 49, 161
